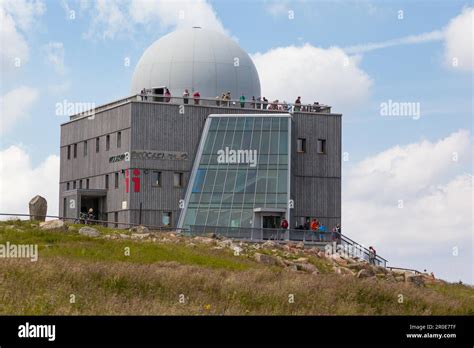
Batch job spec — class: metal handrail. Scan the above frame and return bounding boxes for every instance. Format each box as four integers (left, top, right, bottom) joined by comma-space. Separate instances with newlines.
0, 213, 188, 233
137, 93, 332, 113
189, 224, 388, 267
67, 93, 334, 121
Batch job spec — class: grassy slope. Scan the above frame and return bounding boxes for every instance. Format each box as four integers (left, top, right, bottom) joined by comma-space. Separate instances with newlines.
0, 220, 473, 315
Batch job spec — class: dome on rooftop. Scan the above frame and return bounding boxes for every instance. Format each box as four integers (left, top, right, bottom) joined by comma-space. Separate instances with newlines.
130, 28, 261, 99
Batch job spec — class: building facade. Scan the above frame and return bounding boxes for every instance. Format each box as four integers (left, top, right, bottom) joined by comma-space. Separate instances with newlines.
59, 28, 341, 230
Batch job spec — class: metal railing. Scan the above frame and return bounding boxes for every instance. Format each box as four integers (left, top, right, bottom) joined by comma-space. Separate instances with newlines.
0, 213, 187, 233
189, 225, 387, 267
68, 94, 333, 121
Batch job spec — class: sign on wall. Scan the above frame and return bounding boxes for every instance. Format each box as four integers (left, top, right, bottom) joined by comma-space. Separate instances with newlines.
109, 150, 188, 163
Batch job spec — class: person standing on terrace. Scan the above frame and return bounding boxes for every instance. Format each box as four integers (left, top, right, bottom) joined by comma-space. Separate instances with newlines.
183, 89, 189, 104
294, 96, 301, 112
240, 94, 246, 108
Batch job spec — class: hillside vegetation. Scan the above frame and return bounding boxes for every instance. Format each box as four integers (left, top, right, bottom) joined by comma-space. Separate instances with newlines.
0, 219, 473, 315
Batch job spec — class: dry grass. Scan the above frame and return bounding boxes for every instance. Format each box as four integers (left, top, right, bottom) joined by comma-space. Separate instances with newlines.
0, 220, 473, 315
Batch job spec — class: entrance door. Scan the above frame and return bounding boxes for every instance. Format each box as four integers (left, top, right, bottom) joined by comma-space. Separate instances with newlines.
262, 215, 281, 229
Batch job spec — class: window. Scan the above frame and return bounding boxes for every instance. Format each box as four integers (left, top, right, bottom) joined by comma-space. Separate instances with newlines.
115, 172, 119, 189
66, 182, 70, 190
117, 132, 121, 148
105, 174, 109, 189
317, 139, 326, 154
73, 143, 77, 158
73, 181, 76, 189
96, 137, 100, 153
86, 179, 90, 189
79, 180, 83, 189
83, 141, 87, 156
152, 171, 162, 187
162, 212, 172, 227
106, 135, 110, 151
67, 145, 71, 159
174, 172, 183, 187
297, 138, 306, 153
114, 212, 118, 228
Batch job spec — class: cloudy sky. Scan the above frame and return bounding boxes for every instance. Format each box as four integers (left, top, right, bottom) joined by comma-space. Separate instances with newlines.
0, 0, 472, 283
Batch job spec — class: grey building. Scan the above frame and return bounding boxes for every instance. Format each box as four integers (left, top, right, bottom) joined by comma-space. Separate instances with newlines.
59, 28, 341, 230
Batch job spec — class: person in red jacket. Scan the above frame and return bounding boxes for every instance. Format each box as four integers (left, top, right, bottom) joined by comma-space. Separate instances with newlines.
193, 91, 200, 105
280, 217, 288, 229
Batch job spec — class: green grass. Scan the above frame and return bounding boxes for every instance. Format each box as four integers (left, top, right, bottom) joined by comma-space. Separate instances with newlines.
0, 219, 473, 315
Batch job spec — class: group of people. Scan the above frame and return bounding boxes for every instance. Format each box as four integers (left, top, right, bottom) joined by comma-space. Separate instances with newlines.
139, 88, 324, 112
281, 217, 342, 243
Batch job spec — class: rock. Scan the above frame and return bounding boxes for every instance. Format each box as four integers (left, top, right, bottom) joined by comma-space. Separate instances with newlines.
231, 245, 243, 255
217, 239, 234, 248
330, 253, 349, 266
39, 219, 67, 231
119, 233, 130, 239
346, 262, 369, 271
254, 253, 281, 266
339, 267, 356, 276
262, 241, 280, 249
295, 257, 309, 263
295, 242, 305, 249
312, 270, 320, 276
205, 232, 219, 239
193, 236, 216, 245
296, 262, 318, 273
394, 276, 405, 282
406, 274, 425, 287
131, 233, 150, 239
129, 225, 149, 234
186, 243, 196, 248
78, 226, 100, 237
357, 268, 375, 279
29, 195, 47, 222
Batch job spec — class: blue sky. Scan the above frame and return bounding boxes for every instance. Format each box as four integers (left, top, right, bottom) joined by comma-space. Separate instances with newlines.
1, 0, 472, 283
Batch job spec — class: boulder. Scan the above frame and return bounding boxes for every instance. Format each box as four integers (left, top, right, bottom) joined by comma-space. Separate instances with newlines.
406, 274, 425, 287
295, 257, 309, 263
119, 233, 130, 239
394, 276, 405, 282
262, 241, 280, 249
78, 226, 100, 237
339, 267, 356, 276
357, 268, 375, 279
193, 236, 216, 245
296, 262, 318, 273
295, 242, 305, 249
331, 253, 349, 266
129, 225, 149, 234
39, 219, 67, 231
131, 233, 150, 239
254, 253, 281, 266
29, 195, 47, 221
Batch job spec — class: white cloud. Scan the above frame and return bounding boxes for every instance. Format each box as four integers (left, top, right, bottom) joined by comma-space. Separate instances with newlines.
81, 0, 226, 40
343, 30, 444, 54
42, 41, 66, 74
0, 146, 59, 217
252, 44, 373, 110
343, 130, 473, 283
0, 0, 45, 70
264, 0, 291, 17
444, 7, 474, 71
0, 86, 39, 134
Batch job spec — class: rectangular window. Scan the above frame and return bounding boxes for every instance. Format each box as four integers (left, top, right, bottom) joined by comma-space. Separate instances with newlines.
96, 137, 100, 153
152, 171, 162, 187
83, 141, 87, 156
117, 132, 121, 148
115, 172, 119, 189
67, 145, 71, 159
106, 135, 110, 151
317, 139, 326, 154
174, 172, 183, 187
86, 179, 90, 189
73, 181, 76, 189
297, 138, 306, 153
73, 143, 77, 158
162, 212, 172, 227
79, 180, 83, 189
105, 174, 109, 189
66, 182, 70, 190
